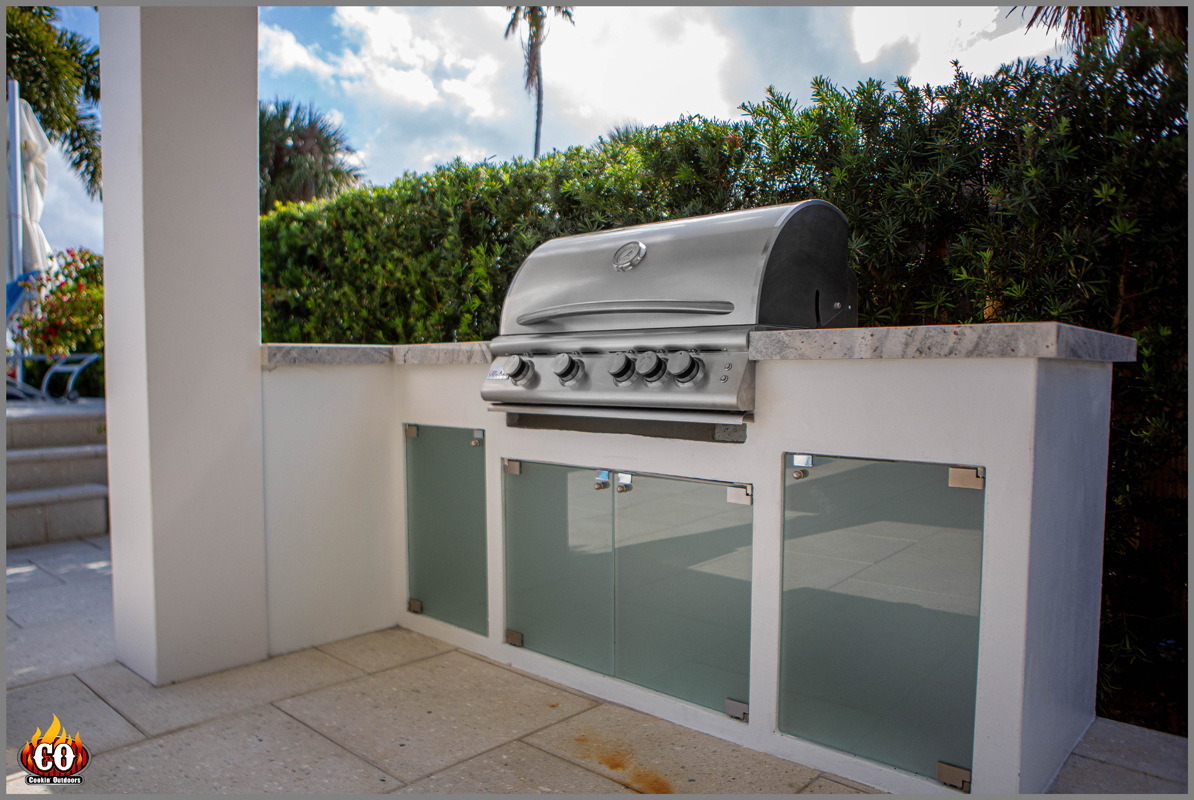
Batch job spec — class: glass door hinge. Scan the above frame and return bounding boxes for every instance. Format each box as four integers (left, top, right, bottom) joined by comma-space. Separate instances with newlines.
727, 484, 753, 505
407, 598, 423, 614
404, 424, 418, 438
506, 629, 524, 647
937, 762, 971, 793
948, 467, 985, 490
503, 458, 521, 475
725, 698, 749, 721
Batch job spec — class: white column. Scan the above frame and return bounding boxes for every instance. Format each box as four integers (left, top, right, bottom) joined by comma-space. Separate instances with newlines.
100, 6, 266, 685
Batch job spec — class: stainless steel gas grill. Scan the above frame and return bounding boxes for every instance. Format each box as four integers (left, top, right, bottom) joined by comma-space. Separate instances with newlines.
481, 200, 856, 423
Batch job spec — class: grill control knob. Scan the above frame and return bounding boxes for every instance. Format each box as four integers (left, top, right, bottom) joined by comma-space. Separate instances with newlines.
608, 353, 636, 383
666, 352, 701, 384
551, 353, 583, 382
635, 352, 667, 382
503, 355, 534, 384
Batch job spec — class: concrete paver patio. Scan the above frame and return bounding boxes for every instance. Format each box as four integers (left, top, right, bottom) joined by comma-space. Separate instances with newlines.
6, 538, 1188, 794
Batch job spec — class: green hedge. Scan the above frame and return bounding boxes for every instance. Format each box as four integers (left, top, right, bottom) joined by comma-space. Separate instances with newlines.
262, 27, 1186, 733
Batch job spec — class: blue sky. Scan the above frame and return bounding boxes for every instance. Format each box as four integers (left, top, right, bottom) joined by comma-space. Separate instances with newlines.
38, 6, 1065, 256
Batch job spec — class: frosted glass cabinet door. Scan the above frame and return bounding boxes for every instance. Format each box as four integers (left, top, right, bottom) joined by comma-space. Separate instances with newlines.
615, 474, 753, 714
405, 425, 488, 635
505, 462, 615, 675
778, 455, 984, 781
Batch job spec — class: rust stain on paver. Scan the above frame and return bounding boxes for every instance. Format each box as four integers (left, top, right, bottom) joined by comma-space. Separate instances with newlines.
549, 703, 559, 708
570, 731, 675, 793
629, 768, 674, 794
598, 749, 629, 771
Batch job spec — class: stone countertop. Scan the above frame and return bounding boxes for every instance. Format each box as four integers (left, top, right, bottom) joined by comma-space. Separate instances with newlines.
262, 341, 492, 367
749, 322, 1136, 362
262, 322, 1135, 367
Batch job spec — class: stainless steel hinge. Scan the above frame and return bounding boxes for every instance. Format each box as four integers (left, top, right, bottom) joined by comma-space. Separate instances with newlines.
471, 429, 485, 447
502, 458, 521, 475
948, 467, 985, 490
615, 473, 633, 493
727, 484, 753, 505
408, 598, 423, 614
594, 470, 611, 490
725, 698, 749, 722
505, 629, 524, 647
404, 424, 418, 438
937, 762, 971, 793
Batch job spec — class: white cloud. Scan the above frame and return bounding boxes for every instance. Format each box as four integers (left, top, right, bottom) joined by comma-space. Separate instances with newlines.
262, 10, 504, 112
258, 22, 335, 79
38, 141, 103, 255
850, 6, 1062, 87
328, 7, 503, 115
441, 56, 501, 118
542, 8, 739, 136
419, 140, 491, 166
335, 7, 439, 69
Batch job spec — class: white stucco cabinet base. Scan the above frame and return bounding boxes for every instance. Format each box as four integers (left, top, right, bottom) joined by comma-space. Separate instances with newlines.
258, 322, 1134, 795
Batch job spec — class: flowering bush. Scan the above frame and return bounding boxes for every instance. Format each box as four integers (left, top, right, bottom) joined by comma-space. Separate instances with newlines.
12, 248, 104, 357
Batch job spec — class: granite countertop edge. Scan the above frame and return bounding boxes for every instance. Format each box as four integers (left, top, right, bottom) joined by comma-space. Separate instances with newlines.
262, 341, 493, 367
262, 323, 1136, 366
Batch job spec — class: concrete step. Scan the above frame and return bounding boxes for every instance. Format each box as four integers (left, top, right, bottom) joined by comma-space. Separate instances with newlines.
6, 399, 107, 449
7, 483, 109, 548
7, 444, 108, 492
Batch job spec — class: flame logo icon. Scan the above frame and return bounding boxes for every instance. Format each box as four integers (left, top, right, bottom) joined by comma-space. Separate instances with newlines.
19, 715, 91, 778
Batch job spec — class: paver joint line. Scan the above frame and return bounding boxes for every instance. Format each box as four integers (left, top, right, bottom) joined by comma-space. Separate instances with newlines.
79, 675, 155, 741
457, 648, 606, 703
269, 700, 408, 788
1081, 752, 1189, 781
73, 672, 315, 744
314, 640, 461, 676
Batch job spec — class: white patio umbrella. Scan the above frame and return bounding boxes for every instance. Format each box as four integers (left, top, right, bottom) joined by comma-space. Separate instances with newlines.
7, 79, 56, 390
7, 80, 54, 284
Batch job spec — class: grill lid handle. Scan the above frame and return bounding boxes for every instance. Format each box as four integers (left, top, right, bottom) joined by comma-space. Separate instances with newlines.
516, 299, 735, 326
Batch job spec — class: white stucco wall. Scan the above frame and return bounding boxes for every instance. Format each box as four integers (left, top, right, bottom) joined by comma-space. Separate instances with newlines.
1018, 359, 1112, 792
261, 364, 403, 655
259, 354, 1112, 794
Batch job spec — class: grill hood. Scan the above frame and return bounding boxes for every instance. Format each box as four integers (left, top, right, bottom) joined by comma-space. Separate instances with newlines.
497, 200, 856, 341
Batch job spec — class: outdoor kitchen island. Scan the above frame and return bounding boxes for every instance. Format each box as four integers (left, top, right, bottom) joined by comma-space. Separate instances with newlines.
260, 321, 1135, 795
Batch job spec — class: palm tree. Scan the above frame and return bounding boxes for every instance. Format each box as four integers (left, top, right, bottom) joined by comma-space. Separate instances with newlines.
5, 6, 102, 199
504, 6, 574, 159
1016, 6, 1187, 51
259, 98, 364, 215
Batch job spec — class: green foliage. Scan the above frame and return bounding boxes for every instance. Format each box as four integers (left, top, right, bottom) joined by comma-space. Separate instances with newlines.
262, 24, 1186, 730
12, 248, 104, 357
5, 6, 102, 198
259, 98, 364, 215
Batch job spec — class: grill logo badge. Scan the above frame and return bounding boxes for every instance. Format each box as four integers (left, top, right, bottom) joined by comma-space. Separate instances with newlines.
486, 365, 509, 381
612, 241, 646, 271
20, 715, 91, 785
